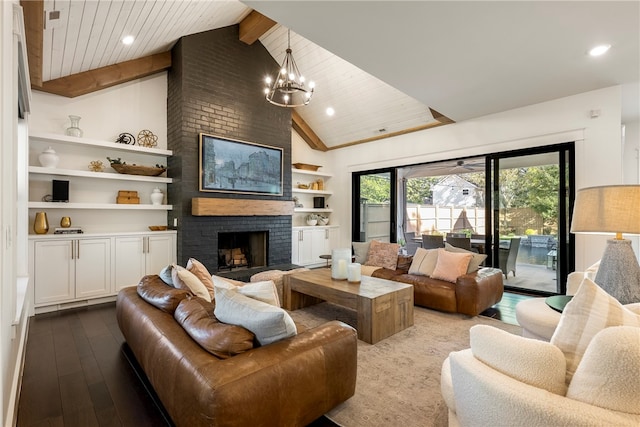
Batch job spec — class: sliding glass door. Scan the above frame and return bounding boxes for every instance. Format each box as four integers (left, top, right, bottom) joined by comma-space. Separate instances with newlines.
352, 169, 397, 242
488, 143, 574, 295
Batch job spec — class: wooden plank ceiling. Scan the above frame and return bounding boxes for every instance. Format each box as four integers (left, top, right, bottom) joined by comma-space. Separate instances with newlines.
20, 0, 452, 150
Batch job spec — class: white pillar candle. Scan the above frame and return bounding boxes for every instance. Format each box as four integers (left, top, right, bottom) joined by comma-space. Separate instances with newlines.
338, 259, 348, 278
347, 263, 361, 283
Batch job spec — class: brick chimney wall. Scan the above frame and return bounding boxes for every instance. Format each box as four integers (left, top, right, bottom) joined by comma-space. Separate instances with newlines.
167, 25, 292, 270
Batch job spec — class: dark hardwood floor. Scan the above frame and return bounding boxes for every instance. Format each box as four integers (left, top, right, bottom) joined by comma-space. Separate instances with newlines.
480, 291, 532, 325
17, 292, 530, 426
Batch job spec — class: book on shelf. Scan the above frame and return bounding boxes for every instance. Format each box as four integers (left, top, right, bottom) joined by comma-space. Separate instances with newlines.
54, 227, 84, 234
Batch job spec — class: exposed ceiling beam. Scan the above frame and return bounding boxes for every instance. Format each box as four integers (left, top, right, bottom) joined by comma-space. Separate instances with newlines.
328, 108, 454, 150
21, 0, 43, 87
34, 52, 172, 98
239, 10, 276, 45
291, 110, 329, 152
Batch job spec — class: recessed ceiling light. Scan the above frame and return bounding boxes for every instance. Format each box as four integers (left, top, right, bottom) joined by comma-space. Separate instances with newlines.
122, 35, 135, 45
326, 107, 335, 116
588, 44, 611, 56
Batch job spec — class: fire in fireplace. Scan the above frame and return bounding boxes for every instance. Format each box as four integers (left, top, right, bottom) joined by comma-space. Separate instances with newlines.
217, 231, 267, 271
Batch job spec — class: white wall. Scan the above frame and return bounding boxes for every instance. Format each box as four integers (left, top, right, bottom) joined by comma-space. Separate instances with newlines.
311, 86, 625, 271
28, 74, 169, 233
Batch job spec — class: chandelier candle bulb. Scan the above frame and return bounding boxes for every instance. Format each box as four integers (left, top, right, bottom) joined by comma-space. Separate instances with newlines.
347, 263, 362, 283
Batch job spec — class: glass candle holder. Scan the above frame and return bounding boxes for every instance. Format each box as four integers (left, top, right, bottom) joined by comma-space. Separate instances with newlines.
331, 248, 351, 280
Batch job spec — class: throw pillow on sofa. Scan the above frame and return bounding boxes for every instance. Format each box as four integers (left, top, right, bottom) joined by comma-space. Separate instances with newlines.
174, 297, 255, 359
550, 277, 640, 383
408, 248, 439, 276
431, 250, 472, 283
172, 264, 212, 302
365, 240, 400, 270
186, 258, 215, 300
137, 275, 191, 314
158, 264, 175, 286
214, 286, 297, 346
444, 243, 487, 273
352, 241, 372, 264
214, 278, 280, 307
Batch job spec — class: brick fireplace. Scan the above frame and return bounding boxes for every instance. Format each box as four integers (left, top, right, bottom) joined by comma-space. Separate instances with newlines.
167, 25, 293, 271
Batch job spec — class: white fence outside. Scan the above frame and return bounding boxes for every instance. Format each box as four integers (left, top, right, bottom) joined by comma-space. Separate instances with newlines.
406, 204, 486, 235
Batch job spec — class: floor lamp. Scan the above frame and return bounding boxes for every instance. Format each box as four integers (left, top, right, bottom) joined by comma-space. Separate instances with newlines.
570, 185, 640, 304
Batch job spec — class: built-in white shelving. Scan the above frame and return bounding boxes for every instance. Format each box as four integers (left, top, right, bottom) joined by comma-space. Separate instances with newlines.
30, 131, 172, 156
28, 202, 172, 210
293, 208, 334, 213
29, 166, 172, 183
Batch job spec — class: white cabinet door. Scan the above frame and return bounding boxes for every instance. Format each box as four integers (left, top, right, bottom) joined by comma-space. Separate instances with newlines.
34, 240, 75, 304
146, 234, 176, 274
328, 227, 339, 251
311, 228, 330, 261
291, 230, 301, 264
75, 238, 111, 299
298, 229, 315, 265
114, 237, 146, 292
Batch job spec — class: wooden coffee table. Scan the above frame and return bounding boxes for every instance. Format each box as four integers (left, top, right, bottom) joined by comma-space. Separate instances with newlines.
284, 269, 414, 344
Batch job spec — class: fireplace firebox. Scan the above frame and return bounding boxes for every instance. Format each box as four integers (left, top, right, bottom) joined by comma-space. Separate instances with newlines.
217, 231, 267, 271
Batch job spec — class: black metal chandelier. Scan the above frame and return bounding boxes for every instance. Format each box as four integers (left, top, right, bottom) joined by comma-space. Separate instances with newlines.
264, 29, 315, 107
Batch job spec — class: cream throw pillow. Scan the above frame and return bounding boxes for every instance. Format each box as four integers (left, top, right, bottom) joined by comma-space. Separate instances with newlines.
213, 286, 297, 345
214, 278, 280, 307
408, 248, 440, 276
444, 243, 487, 273
566, 326, 640, 414
550, 277, 640, 384
470, 325, 567, 396
186, 258, 215, 299
171, 264, 212, 302
431, 250, 472, 283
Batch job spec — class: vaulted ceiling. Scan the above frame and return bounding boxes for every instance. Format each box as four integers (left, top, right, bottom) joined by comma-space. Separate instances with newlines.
22, 1, 640, 150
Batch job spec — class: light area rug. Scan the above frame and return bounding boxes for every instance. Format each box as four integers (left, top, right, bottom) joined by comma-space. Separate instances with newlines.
288, 303, 522, 427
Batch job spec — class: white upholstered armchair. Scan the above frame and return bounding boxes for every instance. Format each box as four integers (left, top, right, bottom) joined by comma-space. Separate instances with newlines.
442, 278, 640, 427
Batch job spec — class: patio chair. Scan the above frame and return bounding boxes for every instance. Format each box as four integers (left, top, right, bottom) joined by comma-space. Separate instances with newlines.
422, 234, 444, 249
403, 231, 421, 256
446, 236, 472, 251
499, 237, 521, 278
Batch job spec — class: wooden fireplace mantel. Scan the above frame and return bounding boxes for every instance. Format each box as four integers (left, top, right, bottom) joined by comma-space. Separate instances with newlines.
192, 198, 295, 216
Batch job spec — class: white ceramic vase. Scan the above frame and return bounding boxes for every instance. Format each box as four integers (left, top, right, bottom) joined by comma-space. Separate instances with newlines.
150, 188, 164, 205
38, 146, 59, 168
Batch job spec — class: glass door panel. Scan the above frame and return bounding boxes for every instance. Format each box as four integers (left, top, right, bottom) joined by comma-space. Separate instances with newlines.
352, 170, 395, 242
490, 146, 574, 295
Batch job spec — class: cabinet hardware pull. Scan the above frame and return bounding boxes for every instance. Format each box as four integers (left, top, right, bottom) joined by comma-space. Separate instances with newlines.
76, 240, 80, 259
71, 240, 74, 259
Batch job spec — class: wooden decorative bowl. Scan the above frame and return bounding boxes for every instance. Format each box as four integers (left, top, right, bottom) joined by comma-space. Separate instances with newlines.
111, 164, 166, 176
293, 163, 321, 171
148, 225, 168, 231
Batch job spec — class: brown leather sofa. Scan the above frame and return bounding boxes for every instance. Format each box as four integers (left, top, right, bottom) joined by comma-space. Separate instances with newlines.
116, 276, 357, 427
371, 263, 504, 316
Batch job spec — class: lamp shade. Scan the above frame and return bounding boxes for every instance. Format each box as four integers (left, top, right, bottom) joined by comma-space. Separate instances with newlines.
570, 185, 640, 236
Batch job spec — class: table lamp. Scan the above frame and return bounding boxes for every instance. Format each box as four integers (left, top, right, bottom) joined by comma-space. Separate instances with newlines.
570, 185, 640, 304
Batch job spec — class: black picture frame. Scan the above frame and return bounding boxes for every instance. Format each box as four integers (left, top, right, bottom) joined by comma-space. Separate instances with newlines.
199, 133, 283, 195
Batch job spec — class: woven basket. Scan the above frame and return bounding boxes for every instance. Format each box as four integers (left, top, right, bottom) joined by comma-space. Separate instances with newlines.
111, 164, 166, 176
292, 163, 321, 171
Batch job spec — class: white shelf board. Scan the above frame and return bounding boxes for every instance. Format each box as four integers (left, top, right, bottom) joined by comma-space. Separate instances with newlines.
29, 166, 172, 183
30, 131, 172, 156
291, 188, 333, 195
293, 208, 334, 213
291, 168, 332, 178
28, 202, 173, 210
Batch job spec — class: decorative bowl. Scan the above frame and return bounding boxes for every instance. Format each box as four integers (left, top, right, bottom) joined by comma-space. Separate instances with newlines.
111, 164, 166, 176
148, 225, 168, 231
293, 163, 321, 171
318, 217, 329, 225
306, 219, 318, 226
